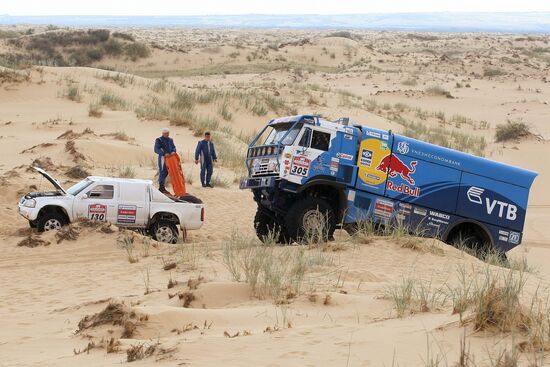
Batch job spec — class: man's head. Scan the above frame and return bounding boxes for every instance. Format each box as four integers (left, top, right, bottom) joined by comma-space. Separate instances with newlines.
204, 131, 211, 141
162, 127, 170, 138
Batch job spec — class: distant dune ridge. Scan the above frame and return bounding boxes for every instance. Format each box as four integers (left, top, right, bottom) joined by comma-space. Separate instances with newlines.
1, 12, 550, 32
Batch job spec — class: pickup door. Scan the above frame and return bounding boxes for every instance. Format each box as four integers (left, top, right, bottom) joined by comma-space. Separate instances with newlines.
73, 183, 118, 223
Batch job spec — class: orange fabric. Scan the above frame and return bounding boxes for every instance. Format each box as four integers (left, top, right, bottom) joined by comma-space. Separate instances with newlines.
165, 154, 187, 196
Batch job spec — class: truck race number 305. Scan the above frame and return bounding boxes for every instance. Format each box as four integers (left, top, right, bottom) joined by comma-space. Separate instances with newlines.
291, 156, 310, 177
88, 204, 107, 221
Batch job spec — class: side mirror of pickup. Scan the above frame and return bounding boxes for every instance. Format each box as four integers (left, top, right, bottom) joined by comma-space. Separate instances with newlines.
81, 194, 88, 199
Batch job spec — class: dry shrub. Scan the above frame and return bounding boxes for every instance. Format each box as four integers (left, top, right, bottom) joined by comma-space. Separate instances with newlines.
17, 235, 50, 248
55, 225, 79, 243
187, 276, 205, 290
126, 342, 156, 362
29, 156, 56, 171
178, 291, 195, 308
65, 140, 86, 162
66, 165, 89, 179
77, 302, 147, 339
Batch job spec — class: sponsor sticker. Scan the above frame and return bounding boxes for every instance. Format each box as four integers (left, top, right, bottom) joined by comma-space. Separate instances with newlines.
508, 231, 520, 244
344, 134, 353, 140
366, 131, 381, 138
336, 152, 354, 161
428, 210, 450, 225
413, 207, 427, 216
118, 205, 137, 224
360, 149, 373, 167
374, 198, 394, 218
88, 204, 107, 221
284, 153, 292, 158
290, 156, 310, 177
386, 181, 421, 197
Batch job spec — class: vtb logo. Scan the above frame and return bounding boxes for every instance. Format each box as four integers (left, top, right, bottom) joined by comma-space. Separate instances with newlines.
467, 186, 517, 221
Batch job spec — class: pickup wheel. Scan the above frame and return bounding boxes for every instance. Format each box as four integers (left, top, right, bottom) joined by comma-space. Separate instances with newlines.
37, 212, 67, 232
152, 221, 179, 244
254, 209, 288, 244
285, 197, 336, 243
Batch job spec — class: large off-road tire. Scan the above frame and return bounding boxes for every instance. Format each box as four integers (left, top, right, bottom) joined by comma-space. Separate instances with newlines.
447, 225, 507, 264
151, 220, 179, 244
37, 212, 67, 232
285, 197, 336, 243
254, 209, 287, 244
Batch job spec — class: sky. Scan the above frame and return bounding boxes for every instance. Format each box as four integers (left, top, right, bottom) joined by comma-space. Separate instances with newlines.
2, 0, 550, 16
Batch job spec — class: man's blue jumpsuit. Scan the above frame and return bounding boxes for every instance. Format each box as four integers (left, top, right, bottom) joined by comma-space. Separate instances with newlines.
195, 139, 217, 186
154, 136, 177, 191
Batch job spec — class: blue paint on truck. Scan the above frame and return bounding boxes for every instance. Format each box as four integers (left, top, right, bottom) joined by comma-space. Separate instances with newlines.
240, 115, 537, 253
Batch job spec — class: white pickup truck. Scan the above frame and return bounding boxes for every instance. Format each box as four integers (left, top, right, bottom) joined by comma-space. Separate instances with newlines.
18, 167, 204, 243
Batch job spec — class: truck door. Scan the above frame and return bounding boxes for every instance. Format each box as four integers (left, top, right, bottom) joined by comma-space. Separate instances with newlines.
355, 128, 393, 195
116, 182, 148, 227
73, 183, 118, 223
283, 127, 335, 185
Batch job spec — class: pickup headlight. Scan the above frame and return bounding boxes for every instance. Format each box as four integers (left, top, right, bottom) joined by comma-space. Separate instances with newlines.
23, 199, 36, 208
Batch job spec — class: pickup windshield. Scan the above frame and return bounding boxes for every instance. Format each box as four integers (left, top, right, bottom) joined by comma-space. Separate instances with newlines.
254, 123, 302, 146
67, 179, 93, 196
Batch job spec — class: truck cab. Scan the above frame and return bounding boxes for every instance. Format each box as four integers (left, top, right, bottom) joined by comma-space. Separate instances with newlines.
240, 115, 537, 256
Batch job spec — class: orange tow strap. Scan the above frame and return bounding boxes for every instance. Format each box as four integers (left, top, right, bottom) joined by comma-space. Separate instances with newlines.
165, 154, 187, 197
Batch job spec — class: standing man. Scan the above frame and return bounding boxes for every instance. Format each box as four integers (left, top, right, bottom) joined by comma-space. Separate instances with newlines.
194, 131, 218, 188
154, 127, 177, 194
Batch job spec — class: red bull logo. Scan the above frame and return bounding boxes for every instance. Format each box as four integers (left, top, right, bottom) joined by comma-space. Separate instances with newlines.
376, 154, 417, 185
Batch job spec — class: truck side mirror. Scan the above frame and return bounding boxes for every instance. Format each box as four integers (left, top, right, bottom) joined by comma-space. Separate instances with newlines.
81, 194, 88, 199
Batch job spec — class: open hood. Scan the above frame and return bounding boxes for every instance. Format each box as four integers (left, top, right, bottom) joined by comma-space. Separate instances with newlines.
33, 167, 66, 194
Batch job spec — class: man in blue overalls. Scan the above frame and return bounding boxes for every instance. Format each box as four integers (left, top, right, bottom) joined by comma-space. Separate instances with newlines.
154, 127, 177, 194
194, 131, 218, 188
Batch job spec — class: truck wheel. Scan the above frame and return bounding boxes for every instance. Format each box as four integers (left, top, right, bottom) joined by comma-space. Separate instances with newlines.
37, 212, 67, 232
285, 197, 336, 243
152, 221, 179, 244
254, 209, 287, 244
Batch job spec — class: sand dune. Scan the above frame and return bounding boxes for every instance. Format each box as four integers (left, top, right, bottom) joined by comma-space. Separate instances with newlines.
0, 28, 549, 366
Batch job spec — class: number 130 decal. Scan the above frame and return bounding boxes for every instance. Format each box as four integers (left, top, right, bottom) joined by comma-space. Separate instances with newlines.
88, 204, 107, 221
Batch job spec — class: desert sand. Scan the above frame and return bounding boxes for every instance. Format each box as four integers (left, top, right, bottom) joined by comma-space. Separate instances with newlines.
0, 27, 550, 366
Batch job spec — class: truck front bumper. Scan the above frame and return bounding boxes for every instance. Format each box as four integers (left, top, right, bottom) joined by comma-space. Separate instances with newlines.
239, 176, 277, 190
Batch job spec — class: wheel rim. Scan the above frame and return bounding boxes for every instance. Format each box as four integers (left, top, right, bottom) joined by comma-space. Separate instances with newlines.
44, 218, 62, 231
302, 209, 325, 233
156, 226, 175, 243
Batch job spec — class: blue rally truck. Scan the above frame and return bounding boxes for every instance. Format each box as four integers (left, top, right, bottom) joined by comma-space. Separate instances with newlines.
240, 115, 537, 254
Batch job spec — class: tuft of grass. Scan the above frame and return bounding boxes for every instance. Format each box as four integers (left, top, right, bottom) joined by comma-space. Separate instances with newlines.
118, 165, 136, 178
117, 231, 139, 263
99, 91, 127, 110
88, 102, 103, 118
495, 120, 531, 142
483, 67, 506, 78
65, 85, 82, 102
222, 230, 333, 304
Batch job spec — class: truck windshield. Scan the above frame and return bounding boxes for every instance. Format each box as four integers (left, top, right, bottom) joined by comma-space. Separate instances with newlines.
254, 123, 302, 146
66, 179, 93, 196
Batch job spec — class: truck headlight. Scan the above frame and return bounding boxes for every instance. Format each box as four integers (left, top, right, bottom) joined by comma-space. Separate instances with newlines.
268, 161, 277, 171
23, 199, 36, 208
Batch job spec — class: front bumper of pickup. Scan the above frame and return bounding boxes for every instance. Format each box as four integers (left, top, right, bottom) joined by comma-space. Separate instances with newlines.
18, 203, 39, 221
239, 176, 277, 190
